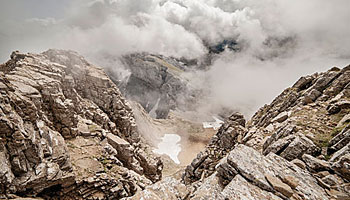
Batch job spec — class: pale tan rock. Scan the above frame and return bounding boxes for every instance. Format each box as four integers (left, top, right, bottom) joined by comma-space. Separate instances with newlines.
282, 175, 299, 189
226, 145, 328, 199
316, 171, 331, 178
220, 175, 282, 200
271, 111, 290, 123
291, 159, 306, 169
265, 174, 294, 198
302, 154, 330, 172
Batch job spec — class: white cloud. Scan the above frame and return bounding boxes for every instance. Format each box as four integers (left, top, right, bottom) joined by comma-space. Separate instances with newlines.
1, 0, 349, 117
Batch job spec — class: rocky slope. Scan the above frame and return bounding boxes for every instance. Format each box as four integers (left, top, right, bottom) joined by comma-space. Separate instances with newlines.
0, 50, 162, 199
110, 53, 199, 119
132, 66, 350, 199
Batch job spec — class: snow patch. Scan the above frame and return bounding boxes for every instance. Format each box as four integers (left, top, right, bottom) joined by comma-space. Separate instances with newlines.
153, 134, 181, 164
202, 116, 224, 130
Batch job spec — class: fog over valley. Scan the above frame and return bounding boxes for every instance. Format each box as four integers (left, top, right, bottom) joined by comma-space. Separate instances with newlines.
2, 0, 350, 117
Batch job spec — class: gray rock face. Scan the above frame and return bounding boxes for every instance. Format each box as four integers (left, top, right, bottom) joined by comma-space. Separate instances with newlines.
302, 154, 330, 172
190, 144, 328, 200
220, 175, 282, 200
279, 134, 320, 161
0, 50, 162, 199
224, 145, 329, 199
125, 177, 189, 200
329, 125, 350, 153
332, 154, 350, 181
116, 53, 197, 119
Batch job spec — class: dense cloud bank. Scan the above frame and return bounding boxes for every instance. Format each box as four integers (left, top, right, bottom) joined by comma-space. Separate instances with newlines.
1, 0, 350, 116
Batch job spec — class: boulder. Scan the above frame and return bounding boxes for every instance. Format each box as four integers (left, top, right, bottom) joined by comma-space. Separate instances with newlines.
302, 154, 330, 172
221, 175, 282, 200
265, 174, 293, 198
126, 177, 189, 200
279, 134, 320, 161
327, 100, 350, 114
263, 135, 296, 156
331, 154, 350, 181
330, 143, 350, 162
291, 159, 306, 170
216, 156, 238, 185
282, 175, 299, 189
225, 145, 328, 199
321, 174, 344, 186
329, 127, 350, 153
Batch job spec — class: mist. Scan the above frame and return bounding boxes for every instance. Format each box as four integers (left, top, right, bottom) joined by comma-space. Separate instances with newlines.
1, 0, 350, 118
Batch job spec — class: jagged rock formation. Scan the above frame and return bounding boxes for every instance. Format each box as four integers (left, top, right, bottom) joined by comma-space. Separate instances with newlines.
0, 50, 162, 199
133, 65, 350, 199
183, 113, 246, 184
113, 53, 198, 119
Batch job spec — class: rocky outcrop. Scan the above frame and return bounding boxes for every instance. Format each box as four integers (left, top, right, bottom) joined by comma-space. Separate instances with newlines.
0, 50, 162, 199
189, 144, 328, 199
183, 113, 246, 184
115, 53, 198, 119
178, 65, 350, 199
246, 67, 350, 155
125, 177, 189, 200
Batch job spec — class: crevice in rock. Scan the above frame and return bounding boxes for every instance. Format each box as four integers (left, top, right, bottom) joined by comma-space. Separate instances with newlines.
275, 142, 291, 156
37, 184, 63, 199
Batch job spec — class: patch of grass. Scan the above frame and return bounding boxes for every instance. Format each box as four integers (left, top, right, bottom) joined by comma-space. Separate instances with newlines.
313, 122, 349, 148
313, 131, 333, 148
101, 158, 108, 165
324, 154, 331, 161
296, 121, 304, 127
77, 171, 82, 177
331, 126, 344, 136
331, 122, 349, 137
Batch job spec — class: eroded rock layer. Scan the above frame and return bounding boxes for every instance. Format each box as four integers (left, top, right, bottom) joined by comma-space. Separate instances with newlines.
0, 50, 162, 199
116, 53, 197, 119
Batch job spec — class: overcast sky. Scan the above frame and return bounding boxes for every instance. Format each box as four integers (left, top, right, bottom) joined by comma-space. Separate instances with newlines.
1, 0, 349, 116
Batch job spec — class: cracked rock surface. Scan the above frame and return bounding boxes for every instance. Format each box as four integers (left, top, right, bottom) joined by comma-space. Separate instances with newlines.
0, 50, 162, 199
